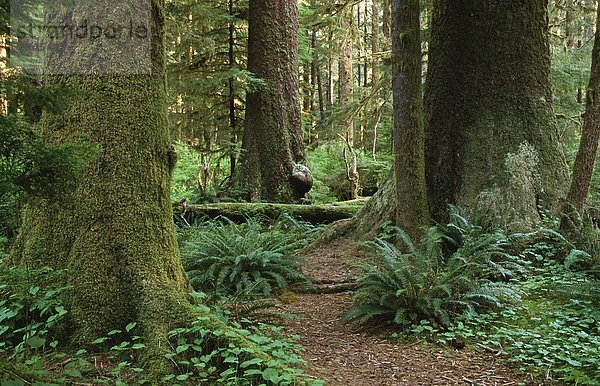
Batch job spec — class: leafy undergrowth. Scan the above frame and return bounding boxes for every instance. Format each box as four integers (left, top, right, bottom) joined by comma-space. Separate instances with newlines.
419, 260, 600, 385
180, 214, 321, 300
351, 208, 599, 385
0, 232, 324, 385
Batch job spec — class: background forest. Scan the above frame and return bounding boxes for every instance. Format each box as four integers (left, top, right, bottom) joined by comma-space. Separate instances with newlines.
0, 0, 599, 385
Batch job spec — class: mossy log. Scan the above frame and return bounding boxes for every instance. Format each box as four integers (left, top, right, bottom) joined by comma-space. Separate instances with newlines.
180, 202, 366, 224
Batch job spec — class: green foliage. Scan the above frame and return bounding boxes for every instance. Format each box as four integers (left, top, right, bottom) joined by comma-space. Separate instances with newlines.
343, 208, 523, 328
426, 259, 600, 385
0, 267, 69, 359
0, 269, 322, 385
181, 214, 319, 299
0, 112, 95, 245
164, 317, 321, 385
560, 206, 600, 265
0, 116, 94, 199
307, 141, 392, 203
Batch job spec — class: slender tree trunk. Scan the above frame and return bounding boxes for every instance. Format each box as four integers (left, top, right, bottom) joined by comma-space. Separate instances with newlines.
424, 0, 569, 226
310, 30, 318, 144
327, 30, 334, 109
234, 0, 309, 202
339, 5, 355, 147
229, 0, 237, 178
372, 0, 380, 86
392, 0, 429, 241
357, 5, 362, 90
316, 33, 325, 124
1, 36, 7, 116
363, 1, 369, 87
562, 3, 600, 218
566, 0, 575, 48
383, 0, 392, 47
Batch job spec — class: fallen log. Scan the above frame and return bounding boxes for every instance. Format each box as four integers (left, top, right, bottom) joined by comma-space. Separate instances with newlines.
176, 201, 366, 224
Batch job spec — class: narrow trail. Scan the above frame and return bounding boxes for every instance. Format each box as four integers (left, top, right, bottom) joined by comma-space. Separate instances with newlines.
279, 238, 541, 386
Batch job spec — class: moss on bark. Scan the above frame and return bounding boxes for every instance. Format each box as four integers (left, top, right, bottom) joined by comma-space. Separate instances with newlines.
234, 0, 307, 203
424, 0, 569, 225
180, 202, 362, 224
392, 0, 429, 241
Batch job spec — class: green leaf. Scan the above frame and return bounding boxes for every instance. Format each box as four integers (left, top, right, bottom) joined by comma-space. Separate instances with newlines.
262, 368, 280, 383
64, 368, 83, 378
176, 374, 190, 381
241, 358, 263, 368
27, 335, 46, 349
125, 322, 137, 332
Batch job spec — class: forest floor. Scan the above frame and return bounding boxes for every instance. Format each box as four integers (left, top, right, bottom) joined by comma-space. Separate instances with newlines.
278, 238, 546, 386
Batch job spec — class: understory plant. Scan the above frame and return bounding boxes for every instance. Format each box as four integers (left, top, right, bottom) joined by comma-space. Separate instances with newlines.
180, 214, 319, 299
0, 267, 69, 359
430, 258, 600, 385
0, 266, 322, 385
342, 207, 523, 327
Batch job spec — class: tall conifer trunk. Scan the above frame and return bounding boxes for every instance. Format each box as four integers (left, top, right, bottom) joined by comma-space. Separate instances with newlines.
424, 0, 569, 224
11, 0, 193, 344
392, 0, 429, 241
234, 0, 308, 203
562, 3, 600, 222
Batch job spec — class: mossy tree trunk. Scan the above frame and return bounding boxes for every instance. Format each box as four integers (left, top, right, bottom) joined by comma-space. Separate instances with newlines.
234, 0, 308, 203
392, 0, 429, 241
562, 3, 600, 220
424, 0, 569, 225
9, 0, 193, 346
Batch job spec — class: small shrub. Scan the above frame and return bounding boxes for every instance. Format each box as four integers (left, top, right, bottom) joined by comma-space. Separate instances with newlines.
343, 210, 522, 328
0, 267, 69, 359
181, 214, 318, 299
164, 317, 322, 385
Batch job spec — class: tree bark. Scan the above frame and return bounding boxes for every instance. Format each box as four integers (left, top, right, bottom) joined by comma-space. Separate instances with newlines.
383, 0, 392, 47
565, 0, 575, 48
10, 1, 191, 344
562, 3, 600, 216
392, 0, 429, 241
424, 0, 569, 226
234, 0, 308, 203
228, 0, 238, 179
339, 5, 355, 147
372, 0, 380, 86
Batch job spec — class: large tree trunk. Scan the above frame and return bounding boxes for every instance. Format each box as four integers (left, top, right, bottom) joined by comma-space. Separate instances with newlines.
9, 1, 194, 347
424, 0, 569, 226
562, 3, 600, 219
392, 0, 429, 241
234, 0, 308, 203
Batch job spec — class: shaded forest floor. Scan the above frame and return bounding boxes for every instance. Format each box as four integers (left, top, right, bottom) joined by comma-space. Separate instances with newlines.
278, 238, 545, 386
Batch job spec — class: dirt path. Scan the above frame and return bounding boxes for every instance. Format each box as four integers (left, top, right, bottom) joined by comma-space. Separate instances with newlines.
279, 238, 542, 386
